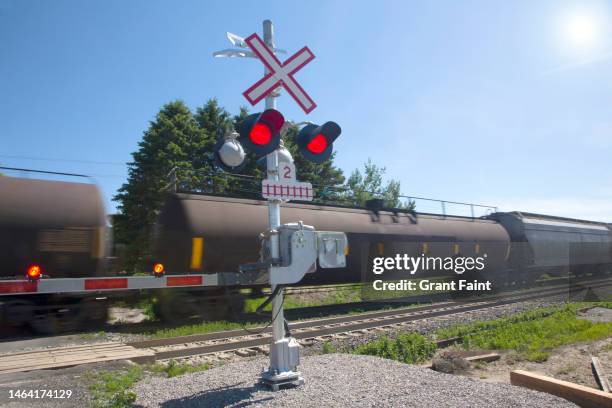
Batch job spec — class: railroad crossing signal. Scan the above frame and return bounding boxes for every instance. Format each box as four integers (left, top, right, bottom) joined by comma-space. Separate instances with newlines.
243, 33, 317, 114
239, 109, 285, 156
296, 121, 342, 163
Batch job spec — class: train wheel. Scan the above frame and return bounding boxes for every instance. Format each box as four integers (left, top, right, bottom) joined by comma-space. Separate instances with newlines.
3, 300, 34, 327
30, 308, 79, 335
155, 291, 208, 323
77, 298, 109, 329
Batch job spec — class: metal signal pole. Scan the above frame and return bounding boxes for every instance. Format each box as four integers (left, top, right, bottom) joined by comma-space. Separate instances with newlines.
261, 20, 303, 389
263, 19, 285, 357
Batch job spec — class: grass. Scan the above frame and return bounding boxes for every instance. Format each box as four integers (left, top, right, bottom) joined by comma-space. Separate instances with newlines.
88, 361, 210, 407
322, 341, 336, 354
89, 365, 144, 408
79, 331, 106, 340
437, 302, 612, 362
148, 320, 256, 339
148, 360, 210, 378
244, 286, 362, 313
353, 333, 437, 364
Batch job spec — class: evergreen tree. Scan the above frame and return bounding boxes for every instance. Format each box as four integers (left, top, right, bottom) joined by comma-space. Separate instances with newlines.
344, 158, 414, 209
113, 100, 208, 271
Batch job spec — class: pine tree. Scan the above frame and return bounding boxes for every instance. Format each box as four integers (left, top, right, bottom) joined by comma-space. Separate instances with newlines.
113, 100, 208, 271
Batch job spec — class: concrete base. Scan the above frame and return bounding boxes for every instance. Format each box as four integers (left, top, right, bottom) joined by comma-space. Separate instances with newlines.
261, 370, 304, 391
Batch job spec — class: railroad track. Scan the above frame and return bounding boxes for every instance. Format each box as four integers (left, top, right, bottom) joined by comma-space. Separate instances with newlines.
0, 276, 609, 373
130, 276, 612, 361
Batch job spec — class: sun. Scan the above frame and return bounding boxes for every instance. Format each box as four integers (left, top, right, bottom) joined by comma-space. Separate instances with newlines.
564, 14, 599, 48
558, 8, 607, 54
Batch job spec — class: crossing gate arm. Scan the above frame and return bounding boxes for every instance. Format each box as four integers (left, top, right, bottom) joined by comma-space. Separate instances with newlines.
0, 272, 259, 296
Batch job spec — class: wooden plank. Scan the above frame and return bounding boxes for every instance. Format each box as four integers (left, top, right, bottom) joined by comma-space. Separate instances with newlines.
0, 349, 154, 370
421, 352, 500, 369
0, 346, 142, 364
592, 356, 611, 393
511, 370, 612, 408
0, 342, 127, 357
466, 353, 500, 363
0, 345, 155, 374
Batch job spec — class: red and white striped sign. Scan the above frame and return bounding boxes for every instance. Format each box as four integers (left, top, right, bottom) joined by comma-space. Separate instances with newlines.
0, 273, 241, 296
262, 180, 313, 202
243, 33, 316, 114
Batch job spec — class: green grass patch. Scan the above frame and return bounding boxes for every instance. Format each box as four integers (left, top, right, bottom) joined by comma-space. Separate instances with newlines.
148, 360, 210, 378
437, 302, 612, 362
244, 287, 362, 313
89, 365, 144, 408
322, 341, 336, 354
353, 333, 437, 364
148, 320, 257, 339
79, 331, 105, 340
89, 360, 211, 407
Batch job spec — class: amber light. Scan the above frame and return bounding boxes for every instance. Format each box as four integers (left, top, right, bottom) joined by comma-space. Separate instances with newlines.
153, 263, 165, 276
26, 265, 42, 281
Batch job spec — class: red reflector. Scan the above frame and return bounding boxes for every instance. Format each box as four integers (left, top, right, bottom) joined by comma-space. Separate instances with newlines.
167, 276, 203, 287
250, 123, 272, 145
85, 278, 128, 290
0, 281, 37, 294
307, 134, 328, 154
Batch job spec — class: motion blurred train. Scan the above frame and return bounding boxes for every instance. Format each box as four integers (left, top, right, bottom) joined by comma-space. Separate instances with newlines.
1, 175, 611, 332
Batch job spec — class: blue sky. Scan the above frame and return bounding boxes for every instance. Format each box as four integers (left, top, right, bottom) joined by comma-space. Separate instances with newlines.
1, 0, 611, 221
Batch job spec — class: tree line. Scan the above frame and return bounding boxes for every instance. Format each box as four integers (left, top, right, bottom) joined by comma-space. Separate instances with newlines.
113, 99, 413, 272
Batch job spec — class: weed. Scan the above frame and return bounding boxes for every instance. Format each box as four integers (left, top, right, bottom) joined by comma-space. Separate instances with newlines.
148, 360, 210, 378
322, 341, 336, 354
437, 302, 612, 362
89, 366, 143, 408
353, 333, 437, 364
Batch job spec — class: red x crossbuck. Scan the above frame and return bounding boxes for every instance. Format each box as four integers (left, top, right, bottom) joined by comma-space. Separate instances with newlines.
243, 33, 317, 114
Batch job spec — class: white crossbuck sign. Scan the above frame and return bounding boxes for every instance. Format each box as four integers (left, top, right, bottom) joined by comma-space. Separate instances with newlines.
243, 33, 317, 114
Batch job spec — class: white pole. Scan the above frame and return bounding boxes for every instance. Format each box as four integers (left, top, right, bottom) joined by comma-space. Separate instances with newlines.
263, 18, 286, 369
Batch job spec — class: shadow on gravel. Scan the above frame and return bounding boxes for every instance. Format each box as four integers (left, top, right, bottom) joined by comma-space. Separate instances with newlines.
143, 382, 274, 408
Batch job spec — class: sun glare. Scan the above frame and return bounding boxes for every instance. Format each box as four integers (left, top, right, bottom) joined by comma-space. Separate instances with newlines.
565, 14, 598, 48
558, 7, 608, 55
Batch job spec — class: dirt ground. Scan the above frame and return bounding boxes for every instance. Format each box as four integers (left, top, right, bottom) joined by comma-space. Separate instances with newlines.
462, 307, 612, 389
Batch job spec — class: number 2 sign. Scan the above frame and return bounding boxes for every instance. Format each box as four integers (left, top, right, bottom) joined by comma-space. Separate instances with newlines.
280, 162, 296, 183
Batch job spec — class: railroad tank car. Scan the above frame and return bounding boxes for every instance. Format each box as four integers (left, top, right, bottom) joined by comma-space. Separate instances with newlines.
0, 176, 109, 333
0, 176, 107, 279
490, 212, 612, 279
153, 193, 512, 285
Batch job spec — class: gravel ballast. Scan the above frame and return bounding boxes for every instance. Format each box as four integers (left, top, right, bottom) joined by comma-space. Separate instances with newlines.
133, 354, 577, 407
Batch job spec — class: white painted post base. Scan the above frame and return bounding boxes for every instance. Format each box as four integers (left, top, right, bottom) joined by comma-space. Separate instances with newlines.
261, 337, 304, 391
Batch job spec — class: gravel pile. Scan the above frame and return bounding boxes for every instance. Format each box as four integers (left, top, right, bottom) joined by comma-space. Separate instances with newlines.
133, 354, 577, 407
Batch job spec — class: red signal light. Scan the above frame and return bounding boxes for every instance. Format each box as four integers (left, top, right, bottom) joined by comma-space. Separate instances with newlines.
307, 134, 328, 154
296, 121, 341, 164
26, 265, 42, 281
239, 109, 284, 156
249, 123, 272, 145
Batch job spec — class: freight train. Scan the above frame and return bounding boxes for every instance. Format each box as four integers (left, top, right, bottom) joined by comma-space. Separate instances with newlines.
1, 175, 611, 333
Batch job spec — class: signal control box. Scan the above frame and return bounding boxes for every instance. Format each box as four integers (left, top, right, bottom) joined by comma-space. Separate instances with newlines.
268, 222, 348, 285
